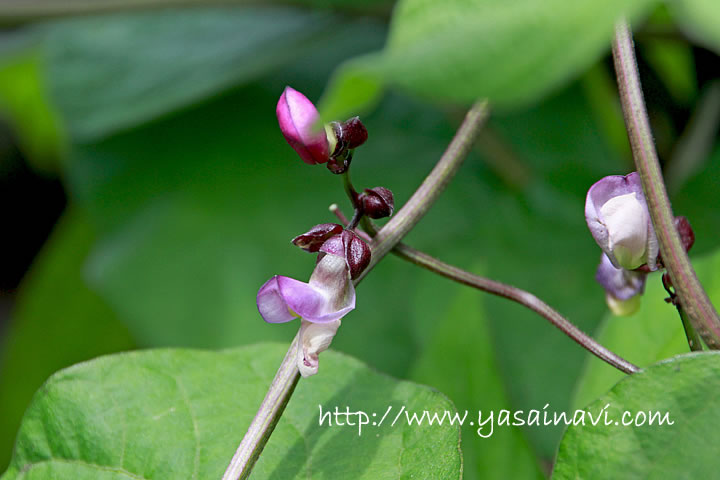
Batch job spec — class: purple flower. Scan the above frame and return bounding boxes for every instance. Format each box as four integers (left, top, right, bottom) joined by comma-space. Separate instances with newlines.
257, 230, 367, 377
276, 86, 331, 165
257, 251, 355, 325
585, 172, 658, 271
595, 254, 647, 316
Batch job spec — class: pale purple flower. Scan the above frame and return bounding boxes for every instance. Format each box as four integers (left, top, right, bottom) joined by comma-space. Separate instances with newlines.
276, 86, 330, 165
585, 172, 658, 271
257, 231, 365, 377
256, 251, 355, 325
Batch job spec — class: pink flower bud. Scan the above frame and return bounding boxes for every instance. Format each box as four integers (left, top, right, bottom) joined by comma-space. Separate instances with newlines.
276, 86, 330, 165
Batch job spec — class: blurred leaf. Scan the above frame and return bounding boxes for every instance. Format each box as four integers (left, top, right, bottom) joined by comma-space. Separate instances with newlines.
670, 0, 720, 53
0, 49, 64, 172
0, 209, 135, 472
640, 39, 696, 104
2, 344, 461, 480
554, 352, 720, 479
0, 0, 393, 22
580, 65, 631, 161
41, 7, 365, 141
572, 246, 720, 409
410, 283, 543, 480
672, 144, 720, 255
319, 0, 658, 119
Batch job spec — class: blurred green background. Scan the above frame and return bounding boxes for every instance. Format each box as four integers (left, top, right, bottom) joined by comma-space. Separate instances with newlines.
0, 0, 718, 477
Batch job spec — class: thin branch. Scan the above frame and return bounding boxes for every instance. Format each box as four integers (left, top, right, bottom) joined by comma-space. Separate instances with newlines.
332, 205, 639, 375
612, 20, 720, 348
223, 99, 489, 480
355, 100, 489, 284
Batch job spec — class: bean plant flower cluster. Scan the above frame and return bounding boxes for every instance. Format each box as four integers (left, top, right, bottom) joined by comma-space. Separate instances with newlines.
585, 172, 694, 315
256, 87, 393, 377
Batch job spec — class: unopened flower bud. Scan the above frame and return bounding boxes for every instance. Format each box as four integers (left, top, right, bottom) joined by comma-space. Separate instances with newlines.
276, 86, 330, 165
585, 172, 658, 271
342, 117, 368, 149
320, 230, 371, 280
360, 187, 394, 219
292, 223, 344, 253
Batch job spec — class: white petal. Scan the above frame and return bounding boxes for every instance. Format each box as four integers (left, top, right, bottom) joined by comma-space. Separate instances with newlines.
297, 319, 341, 377
600, 192, 648, 270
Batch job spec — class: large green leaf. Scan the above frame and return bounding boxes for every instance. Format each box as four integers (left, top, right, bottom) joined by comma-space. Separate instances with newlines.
0, 209, 135, 472
410, 284, 543, 480
2, 344, 461, 479
40, 7, 384, 141
319, 0, 658, 119
572, 247, 720, 410
554, 352, 720, 479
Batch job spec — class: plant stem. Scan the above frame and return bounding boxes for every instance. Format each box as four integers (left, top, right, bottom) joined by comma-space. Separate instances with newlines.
222, 334, 300, 480
334, 206, 639, 375
223, 99, 489, 480
355, 100, 490, 284
612, 20, 720, 348
680, 308, 704, 352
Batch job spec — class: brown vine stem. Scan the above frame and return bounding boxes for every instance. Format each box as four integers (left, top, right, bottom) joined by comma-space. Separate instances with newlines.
222, 99, 489, 480
612, 20, 720, 348
331, 206, 639, 375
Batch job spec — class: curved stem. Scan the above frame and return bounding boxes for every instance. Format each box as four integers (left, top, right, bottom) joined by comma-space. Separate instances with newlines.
355, 100, 489, 284
612, 20, 720, 348
223, 99, 489, 480
333, 206, 638, 375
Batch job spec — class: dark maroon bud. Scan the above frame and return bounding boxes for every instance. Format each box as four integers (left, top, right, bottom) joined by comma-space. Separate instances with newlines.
675, 216, 695, 253
342, 117, 368, 149
292, 223, 344, 252
343, 230, 371, 280
360, 187, 394, 219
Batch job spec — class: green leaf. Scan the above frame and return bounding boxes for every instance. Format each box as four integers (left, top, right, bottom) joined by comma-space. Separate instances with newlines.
40, 7, 360, 141
320, 0, 658, 119
0, 49, 65, 172
554, 352, 720, 479
572, 247, 720, 410
0, 209, 135, 472
670, 0, 720, 53
2, 344, 461, 479
410, 283, 543, 480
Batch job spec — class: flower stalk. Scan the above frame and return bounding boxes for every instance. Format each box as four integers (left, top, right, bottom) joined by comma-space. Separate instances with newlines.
612, 20, 720, 348
333, 207, 639, 375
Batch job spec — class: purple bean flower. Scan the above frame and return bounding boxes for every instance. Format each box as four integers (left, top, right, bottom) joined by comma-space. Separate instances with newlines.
276, 86, 331, 165
585, 172, 658, 271
257, 232, 361, 376
596, 253, 647, 316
